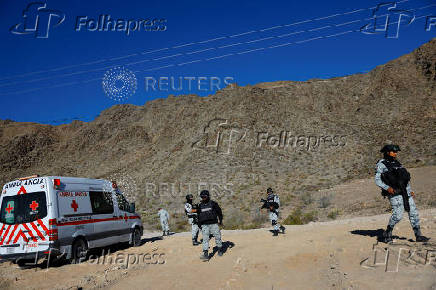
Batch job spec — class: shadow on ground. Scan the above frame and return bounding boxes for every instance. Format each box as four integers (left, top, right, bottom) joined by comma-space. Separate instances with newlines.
350, 228, 410, 242
11, 235, 165, 270
209, 241, 235, 259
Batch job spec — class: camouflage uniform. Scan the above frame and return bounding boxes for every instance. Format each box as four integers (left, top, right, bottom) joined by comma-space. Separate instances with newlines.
201, 223, 222, 252
185, 202, 200, 241
375, 160, 420, 228
266, 193, 283, 232
157, 208, 170, 234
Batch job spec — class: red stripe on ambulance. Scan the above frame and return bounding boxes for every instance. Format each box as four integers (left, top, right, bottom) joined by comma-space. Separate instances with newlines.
13, 230, 28, 244
22, 223, 38, 242
37, 219, 49, 235
30, 222, 45, 240
17, 186, 27, 195
0, 225, 11, 245
0, 224, 5, 237
57, 215, 140, 227
6, 224, 18, 244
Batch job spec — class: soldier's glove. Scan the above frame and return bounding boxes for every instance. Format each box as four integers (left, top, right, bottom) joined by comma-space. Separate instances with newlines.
387, 187, 395, 194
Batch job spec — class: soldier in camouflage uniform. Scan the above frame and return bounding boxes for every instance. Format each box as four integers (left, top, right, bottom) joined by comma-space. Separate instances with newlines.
157, 208, 170, 236
375, 144, 429, 243
197, 190, 224, 260
185, 194, 200, 246
261, 188, 285, 236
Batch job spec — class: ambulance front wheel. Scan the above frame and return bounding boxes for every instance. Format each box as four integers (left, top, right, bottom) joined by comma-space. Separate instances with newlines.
71, 237, 88, 264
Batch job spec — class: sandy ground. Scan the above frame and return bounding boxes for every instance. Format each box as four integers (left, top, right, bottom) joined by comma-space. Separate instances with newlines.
0, 167, 435, 290
0, 207, 435, 290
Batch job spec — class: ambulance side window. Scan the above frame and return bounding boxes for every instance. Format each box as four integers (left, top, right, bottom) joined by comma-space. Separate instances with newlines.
89, 191, 114, 214
115, 193, 129, 212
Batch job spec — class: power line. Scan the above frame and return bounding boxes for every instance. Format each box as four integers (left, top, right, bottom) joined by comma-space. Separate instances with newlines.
0, 0, 414, 82
1, 2, 433, 89
0, 12, 432, 96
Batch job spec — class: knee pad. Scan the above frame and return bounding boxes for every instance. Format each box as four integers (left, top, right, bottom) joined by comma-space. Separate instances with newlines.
272, 220, 277, 226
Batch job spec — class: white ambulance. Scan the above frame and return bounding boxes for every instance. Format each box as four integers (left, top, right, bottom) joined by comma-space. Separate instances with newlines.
0, 175, 143, 264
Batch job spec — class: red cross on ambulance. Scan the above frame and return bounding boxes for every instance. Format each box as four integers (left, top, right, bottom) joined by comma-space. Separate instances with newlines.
71, 200, 79, 212
29, 200, 39, 211
5, 203, 13, 214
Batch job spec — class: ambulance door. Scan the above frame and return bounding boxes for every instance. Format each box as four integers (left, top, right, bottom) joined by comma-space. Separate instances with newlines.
114, 192, 132, 243
89, 191, 119, 246
56, 190, 93, 248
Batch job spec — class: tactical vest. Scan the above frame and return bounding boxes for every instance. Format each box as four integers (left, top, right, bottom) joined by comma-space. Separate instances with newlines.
380, 159, 411, 211
266, 194, 279, 210
198, 200, 218, 225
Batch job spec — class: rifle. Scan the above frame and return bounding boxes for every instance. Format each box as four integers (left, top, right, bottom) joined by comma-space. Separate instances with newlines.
260, 198, 279, 214
381, 167, 411, 212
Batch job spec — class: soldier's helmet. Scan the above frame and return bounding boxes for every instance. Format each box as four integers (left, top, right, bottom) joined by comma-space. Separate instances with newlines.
380, 144, 401, 153
200, 190, 210, 198
186, 194, 193, 201
267, 187, 273, 194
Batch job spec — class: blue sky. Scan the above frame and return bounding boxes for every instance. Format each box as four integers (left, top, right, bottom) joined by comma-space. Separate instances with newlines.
0, 0, 435, 124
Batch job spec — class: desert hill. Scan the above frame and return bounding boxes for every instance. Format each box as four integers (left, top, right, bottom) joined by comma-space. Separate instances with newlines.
0, 38, 435, 229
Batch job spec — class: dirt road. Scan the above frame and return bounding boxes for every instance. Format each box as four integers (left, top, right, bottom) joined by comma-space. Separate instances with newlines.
0, 207, 435, 290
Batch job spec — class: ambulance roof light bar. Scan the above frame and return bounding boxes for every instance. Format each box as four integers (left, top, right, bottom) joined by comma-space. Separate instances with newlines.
18, 175, 39, 181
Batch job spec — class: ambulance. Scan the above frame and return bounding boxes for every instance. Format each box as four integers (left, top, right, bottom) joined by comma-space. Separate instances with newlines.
0, 175, 143, 264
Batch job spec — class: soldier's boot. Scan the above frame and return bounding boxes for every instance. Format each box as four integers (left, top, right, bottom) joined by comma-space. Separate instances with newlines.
383, 225, 393, 243
200, 250, 209, 261
192, 239, 200, 246
272, 230, 279, 236
413, 226, 430, 242
217, 247, 224, 256
162, 231, 166, 236
280, 225, 286, 234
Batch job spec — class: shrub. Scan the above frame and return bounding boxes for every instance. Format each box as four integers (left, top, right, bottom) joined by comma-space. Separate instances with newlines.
250, 209, 269, 228
327, 209, 340, 220
223, 208, 245, 230
303, 211, 318, 223
302, 193, 314, 206
174, 219, 187, 232
284, 209, 303, 225
319, 195, 332, 208
284, 208, 318, 225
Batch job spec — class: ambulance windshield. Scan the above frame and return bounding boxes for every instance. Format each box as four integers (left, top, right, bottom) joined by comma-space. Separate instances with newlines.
0, 191, 47, 225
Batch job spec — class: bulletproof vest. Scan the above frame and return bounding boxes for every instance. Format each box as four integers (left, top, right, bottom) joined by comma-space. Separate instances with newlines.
266, 194, 279, 209
380, 159, 411, 211
381, 159, 410, 191
198, 200, 218, 224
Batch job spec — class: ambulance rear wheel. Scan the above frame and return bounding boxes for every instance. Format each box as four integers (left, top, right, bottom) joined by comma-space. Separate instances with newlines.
71, 238, 88, 264
132, 227, 141, 247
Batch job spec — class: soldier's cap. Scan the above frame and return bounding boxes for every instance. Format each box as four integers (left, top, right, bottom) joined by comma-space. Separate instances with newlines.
380, 144, 401, 153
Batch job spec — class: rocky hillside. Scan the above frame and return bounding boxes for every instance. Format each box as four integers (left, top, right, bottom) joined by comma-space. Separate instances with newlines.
0, 38, 435, 230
